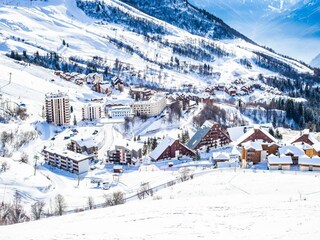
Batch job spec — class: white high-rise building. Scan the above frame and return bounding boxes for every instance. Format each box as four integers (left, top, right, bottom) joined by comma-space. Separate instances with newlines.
82, 102, 104, 121
45, 92, 70, 125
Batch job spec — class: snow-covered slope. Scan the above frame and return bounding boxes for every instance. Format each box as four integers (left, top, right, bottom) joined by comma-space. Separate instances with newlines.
2, 170, 320, 239
0, 0, 314, 89
310, 54, 320, 68
189, 0, 320, 62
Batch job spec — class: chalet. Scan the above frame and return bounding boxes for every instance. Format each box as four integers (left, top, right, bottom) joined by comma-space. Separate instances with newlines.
216, 83, 226, 91
290, 129, 319, 146
86, 73, 103, 84
130, 87, 154, 101
278, 145, 305, 165
235, 125, 277, 147
111, 76, 124, 90
299, 156, 320, 171
43, 147, 93, 174
187, 120, 231, 151
241, 141, 264, 163
54, 70, 63, 76
204, 87, 215, 95
267, 154, 292, 170
240, 86, 250, 95
150, 137, 195, 161
93, 81, 111, 95
227, 87, 237, 96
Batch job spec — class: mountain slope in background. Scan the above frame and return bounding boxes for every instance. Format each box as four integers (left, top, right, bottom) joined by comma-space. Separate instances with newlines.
188, 0, 320, 62
0, 0, 313, 92
310, 54, 320, 68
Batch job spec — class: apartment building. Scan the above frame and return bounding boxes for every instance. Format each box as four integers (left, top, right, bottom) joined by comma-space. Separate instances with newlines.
82, 102, 104, 121
132, 94, 166, 117
43, 147, 93, 174
45, 92, 70, 125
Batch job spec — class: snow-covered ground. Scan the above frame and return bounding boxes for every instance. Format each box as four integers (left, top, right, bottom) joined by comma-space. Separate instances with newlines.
2, 169, 320, 239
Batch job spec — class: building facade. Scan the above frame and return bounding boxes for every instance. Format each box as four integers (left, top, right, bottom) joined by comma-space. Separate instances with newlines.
43, 148, 92, 174
150, 137, 195, 161
45, 92, 70, 125
187, 120, 231, 150
109, 106, 132, 118
132, 94, 166, 117
82, 103, 103, 121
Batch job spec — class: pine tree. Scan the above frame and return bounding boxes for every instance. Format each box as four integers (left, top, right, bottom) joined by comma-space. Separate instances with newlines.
73, 116, 77, 126
142, 141, 148, 156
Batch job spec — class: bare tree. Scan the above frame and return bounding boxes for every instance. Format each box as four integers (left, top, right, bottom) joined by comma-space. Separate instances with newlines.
20, 152, 29, 164
0, 160, 9, 173
54, 194, 67, 216
0, 203, 11, 225
104, 191, 126, 206
137, 183, 153, 200
8, 191, 28, 224
31, 201, 46, 220
180, 167, 191, 182
87, 196, 95, 210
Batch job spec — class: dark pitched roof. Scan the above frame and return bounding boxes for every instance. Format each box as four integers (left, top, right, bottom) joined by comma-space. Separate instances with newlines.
187, 120, 216, 150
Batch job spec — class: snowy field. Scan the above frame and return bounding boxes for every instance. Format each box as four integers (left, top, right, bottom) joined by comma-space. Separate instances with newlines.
2, 169, 320, 239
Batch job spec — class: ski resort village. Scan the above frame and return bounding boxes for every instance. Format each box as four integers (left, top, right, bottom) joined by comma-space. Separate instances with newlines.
1, 0, 320, 239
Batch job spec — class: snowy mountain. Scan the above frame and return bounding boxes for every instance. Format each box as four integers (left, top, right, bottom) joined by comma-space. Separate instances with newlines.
310, 54, 320, 68
189, 0, 320, 62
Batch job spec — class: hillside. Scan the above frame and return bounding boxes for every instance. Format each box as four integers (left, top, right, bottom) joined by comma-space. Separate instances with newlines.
0, 0, 315, 90
189, 0, 320, 62
2, 170, 320, 239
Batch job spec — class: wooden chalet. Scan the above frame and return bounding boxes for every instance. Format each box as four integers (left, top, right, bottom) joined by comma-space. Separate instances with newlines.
241, 141, 264, 163
187, 120, 231, 150
150, 137, 195, 161
236, 125, 277, 147
291, 129, 319, 146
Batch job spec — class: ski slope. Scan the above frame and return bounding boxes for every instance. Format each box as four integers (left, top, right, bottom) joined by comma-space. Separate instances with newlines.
2, 169, 320, 239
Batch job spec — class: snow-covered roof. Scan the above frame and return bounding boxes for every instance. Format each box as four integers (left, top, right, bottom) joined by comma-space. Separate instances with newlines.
313, 143, 320, 152
230, 146, 241, 156
138, 164, 160, 172
71, 127, 104, 149
227, 124, 272, 142
212, 152, 230, 161
289, 130, 319, 145
268, 154, 292, 165
235, 126, 277, 146
279, 145, 305, 156
150, 137, 176, 160
242, 141, 263, 151
292, 142, 313, 150
44, 147, 92, 162
299, 156, 320, 166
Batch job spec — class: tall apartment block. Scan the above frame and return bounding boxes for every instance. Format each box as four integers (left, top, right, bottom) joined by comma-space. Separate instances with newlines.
45, 92, 70, 125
